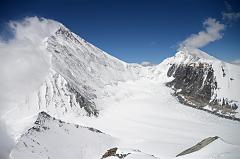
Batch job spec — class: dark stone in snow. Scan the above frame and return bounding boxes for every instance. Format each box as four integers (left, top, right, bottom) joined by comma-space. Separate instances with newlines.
176, 136, 219, 157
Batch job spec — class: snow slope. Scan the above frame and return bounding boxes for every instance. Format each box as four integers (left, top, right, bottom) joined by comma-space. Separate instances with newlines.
10, 77, 240, 159
74, 78, 240, 159
11, 112, 116, 159
11, 112, 161, 159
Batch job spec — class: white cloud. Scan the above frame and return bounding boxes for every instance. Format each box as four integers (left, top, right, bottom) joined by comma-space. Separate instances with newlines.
178, 1, 240, 52
0, 16, 61, 159
179, 18, 225, 50
0, 16, 61, 111
8, 17, 61, 45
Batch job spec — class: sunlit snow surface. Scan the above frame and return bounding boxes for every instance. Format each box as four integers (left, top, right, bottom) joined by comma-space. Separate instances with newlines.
62, 79, 240, 159
10, 80, 240, 159
11, 113, 116, 159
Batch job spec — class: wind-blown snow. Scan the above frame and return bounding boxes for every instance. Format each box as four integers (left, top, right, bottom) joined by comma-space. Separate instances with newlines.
0, 16, 62, 159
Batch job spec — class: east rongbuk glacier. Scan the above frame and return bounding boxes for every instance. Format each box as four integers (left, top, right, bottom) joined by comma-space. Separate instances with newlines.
5, 23, 240, 159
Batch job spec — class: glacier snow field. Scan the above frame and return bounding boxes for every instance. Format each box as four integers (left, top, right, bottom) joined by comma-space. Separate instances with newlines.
64, 79, 240, 159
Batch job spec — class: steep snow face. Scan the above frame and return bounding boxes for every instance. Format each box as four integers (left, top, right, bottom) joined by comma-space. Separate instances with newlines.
11, 112, 116, 159
211, 62, 240, 104
3, 70, 99, 139
47, 26, 141, 96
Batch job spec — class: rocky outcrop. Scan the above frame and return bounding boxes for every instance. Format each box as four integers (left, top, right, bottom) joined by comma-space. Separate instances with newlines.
101, 148, 130, 159
66, 83, 98, 116
100, 148, 160, 159
167, 63, 216, 105
166, 63, 239, 120
176, 136, 219, 157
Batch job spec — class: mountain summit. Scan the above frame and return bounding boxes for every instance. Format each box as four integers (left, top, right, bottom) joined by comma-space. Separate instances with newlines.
176, 47, 218, 62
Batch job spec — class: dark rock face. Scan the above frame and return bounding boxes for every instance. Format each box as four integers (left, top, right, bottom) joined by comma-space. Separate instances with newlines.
66, 83, 99, 117
32, 112, 53, 133
101, 147, 118, 158
166, 63, 239, 120
167, 63, 216, 106
101, 147, 130, 159
34, 112, 51, 126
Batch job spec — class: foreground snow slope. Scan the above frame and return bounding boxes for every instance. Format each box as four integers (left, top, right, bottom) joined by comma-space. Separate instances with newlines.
11, 112, 161, 159
13, 111, 239, 159
11, 112, 116, 159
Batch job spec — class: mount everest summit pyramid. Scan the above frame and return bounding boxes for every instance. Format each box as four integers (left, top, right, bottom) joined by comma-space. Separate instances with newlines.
4, 23, 240, 159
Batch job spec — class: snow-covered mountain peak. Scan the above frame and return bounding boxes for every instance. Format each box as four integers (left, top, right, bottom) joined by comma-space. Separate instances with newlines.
174, 47, 218, 64
54, 25, 87, 46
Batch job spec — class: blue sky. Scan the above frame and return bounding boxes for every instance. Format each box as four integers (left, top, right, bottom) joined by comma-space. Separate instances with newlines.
0, 0, 240, 63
